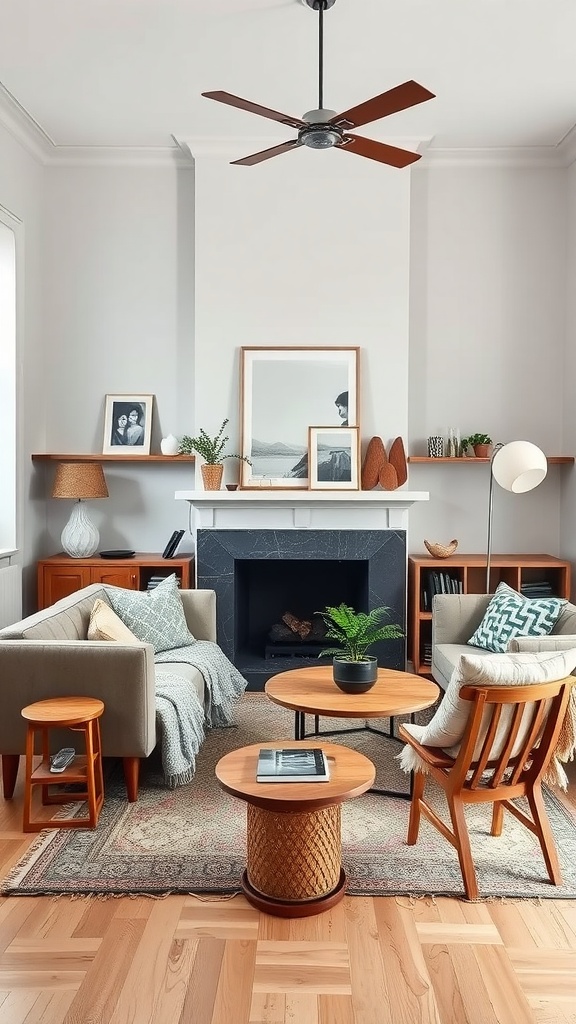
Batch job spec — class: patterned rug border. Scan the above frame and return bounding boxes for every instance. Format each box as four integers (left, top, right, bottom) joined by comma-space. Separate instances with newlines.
3, 695, 576, 901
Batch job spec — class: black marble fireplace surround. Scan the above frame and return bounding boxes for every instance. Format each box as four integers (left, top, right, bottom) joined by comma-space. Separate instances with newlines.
196, 529, 406, 690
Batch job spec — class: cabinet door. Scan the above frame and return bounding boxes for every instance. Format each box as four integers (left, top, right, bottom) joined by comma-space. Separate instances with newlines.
90, 567, 139, 589
40, 565, 92, 608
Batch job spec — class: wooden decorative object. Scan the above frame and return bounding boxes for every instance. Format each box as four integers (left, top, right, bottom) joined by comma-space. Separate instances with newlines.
379, 462, 399, 490
388, 437, 408, 486
361, 437, 387, 490
424, 538, 459, 559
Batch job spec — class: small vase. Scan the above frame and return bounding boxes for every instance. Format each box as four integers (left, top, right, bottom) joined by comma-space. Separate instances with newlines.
201, 463, 224, 490
160, 434, 180, 456
332, 656, 378, 693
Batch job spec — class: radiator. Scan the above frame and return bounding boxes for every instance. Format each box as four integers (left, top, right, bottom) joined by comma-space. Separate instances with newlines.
0, 564, 22, 627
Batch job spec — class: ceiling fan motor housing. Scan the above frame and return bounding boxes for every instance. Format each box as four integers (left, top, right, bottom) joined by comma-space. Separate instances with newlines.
300, 107, 341, 148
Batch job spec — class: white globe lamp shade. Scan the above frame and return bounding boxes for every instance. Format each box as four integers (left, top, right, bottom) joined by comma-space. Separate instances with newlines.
492, 441, 547, 494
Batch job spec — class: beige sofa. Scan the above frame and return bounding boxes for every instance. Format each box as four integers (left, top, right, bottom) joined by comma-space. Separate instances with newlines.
431, 592, 576, 691
0, 584, 216, 801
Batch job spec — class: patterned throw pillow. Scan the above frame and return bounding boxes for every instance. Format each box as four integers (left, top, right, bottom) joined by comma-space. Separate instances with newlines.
468, 581, 566, 654
106, 574, 195, 654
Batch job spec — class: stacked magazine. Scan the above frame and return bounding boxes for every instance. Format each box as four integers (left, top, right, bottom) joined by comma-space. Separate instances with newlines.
256, 747, 330, 783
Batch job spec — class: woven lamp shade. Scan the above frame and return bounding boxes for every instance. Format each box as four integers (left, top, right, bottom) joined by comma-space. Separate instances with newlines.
52, 462, 109, 499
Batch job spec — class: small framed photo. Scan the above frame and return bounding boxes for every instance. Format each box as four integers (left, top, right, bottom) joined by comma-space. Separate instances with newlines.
308, 426, 360, 490
102, 394, 153, 455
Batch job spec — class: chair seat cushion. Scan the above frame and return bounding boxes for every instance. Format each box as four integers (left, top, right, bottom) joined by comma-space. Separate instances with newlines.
467, 582, 566, 653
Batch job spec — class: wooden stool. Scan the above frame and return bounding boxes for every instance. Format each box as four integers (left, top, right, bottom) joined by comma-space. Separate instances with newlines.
21, 696, 105, 832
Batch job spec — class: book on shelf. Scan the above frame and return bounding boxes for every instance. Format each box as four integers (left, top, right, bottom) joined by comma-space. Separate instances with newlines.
256, 747, 330, 783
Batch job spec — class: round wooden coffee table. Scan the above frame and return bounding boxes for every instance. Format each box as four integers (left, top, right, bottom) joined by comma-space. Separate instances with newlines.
216, 740, 375, 917
265, 665, 440, 798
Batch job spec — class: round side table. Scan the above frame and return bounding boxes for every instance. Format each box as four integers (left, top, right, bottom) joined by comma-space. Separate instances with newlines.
21, 696, 105, 833
216, 740, 375, 918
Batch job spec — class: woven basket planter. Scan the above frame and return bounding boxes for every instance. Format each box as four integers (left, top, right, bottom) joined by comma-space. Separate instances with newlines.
200, 464, 224, 490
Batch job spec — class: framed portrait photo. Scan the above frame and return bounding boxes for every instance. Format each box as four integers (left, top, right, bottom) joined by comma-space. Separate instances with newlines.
239, 346, 359, 488
102, 394, 153, 455
308, 426, 360, 490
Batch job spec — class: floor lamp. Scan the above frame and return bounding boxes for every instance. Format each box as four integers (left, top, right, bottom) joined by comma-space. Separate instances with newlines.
486, 441, 547, 592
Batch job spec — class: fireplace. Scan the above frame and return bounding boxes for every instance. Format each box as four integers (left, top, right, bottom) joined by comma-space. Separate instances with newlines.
196, 529, 406, 690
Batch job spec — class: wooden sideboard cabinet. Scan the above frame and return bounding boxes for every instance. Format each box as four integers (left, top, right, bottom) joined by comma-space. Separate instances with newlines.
37, 553, 195, 610
408, 553, 572, 676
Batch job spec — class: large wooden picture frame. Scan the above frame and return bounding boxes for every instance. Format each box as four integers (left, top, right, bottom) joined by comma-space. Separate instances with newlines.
239, 347, 359, 489
308, 426, 360, 490
102, 394, 153, 455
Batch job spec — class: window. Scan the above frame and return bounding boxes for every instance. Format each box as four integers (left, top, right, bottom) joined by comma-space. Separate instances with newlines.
0, 217, 16, 553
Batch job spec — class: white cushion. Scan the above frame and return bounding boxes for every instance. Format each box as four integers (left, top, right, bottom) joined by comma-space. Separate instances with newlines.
399, 648, 576, 772
88, 599, 140, 644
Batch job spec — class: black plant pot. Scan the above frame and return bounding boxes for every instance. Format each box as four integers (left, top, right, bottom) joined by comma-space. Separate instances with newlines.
332, 656, 378, 694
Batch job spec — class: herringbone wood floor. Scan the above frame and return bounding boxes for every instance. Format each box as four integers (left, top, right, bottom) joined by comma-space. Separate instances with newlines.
0, 759, 575, 1023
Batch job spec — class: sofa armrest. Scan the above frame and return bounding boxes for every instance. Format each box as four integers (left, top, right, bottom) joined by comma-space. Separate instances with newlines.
0, 641, 156, 757
180, 589, 216, 642
432, 594, 492, 647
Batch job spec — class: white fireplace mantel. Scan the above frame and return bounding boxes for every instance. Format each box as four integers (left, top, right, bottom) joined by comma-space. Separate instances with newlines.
175, 489, 429, 530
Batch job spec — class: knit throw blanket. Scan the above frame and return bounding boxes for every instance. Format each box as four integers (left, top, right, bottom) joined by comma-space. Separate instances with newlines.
154, 641, 248, 787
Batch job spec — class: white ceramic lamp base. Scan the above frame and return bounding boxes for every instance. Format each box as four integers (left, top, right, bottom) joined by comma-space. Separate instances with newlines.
61, 500, 100, 558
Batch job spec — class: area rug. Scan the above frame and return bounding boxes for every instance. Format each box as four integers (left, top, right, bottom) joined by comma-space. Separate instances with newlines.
3, 694, 576, 900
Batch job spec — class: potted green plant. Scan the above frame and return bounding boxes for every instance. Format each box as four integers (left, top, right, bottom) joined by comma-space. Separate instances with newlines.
316, 602, 404, 692
178, 419, 251, 490
460, 433, 492, 458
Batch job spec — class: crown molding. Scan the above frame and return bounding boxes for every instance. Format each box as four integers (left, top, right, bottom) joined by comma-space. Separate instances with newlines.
0, 81, 54, 163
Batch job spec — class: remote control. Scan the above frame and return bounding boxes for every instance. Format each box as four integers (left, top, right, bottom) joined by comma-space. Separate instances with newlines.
49, 747, 76, 773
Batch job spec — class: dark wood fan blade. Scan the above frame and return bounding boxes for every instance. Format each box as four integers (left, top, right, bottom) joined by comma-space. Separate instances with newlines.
202, 91, 305, 130
332, 81, 435, 130
231, 140, 302, 166
337, 134, 421, 168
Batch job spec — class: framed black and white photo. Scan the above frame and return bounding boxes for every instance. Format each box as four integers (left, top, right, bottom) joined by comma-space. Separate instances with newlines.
308, 426, 360, 490
239, 347, 359, 488
102, 394, 153, 455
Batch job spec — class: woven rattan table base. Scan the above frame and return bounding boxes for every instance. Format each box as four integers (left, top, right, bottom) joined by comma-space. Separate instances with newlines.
247, 803, 342, 904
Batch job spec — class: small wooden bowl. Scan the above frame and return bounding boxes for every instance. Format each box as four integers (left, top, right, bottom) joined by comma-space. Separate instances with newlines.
424, 539, 458, 559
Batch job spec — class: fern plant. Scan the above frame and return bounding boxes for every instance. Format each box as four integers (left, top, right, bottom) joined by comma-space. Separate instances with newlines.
316, 603, 404, 662
178, 419, 251, 465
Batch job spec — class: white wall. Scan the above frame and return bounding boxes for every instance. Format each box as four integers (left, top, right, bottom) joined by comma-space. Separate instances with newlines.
41, 160, 196, 554
192, 144, 412, 482
408, 162, 568, 558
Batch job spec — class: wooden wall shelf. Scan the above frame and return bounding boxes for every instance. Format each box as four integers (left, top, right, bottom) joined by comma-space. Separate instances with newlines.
407, 456, 574, 465
32, 454, 195, 463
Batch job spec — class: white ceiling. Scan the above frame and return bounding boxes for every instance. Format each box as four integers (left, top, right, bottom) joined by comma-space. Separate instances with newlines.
0, 0, 575, 152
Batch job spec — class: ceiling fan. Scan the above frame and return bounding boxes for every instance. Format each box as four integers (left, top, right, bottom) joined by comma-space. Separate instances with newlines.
202, 0, 435, 168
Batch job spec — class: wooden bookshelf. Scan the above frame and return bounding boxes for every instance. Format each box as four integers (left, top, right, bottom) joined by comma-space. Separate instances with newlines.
408, 553, 572, 676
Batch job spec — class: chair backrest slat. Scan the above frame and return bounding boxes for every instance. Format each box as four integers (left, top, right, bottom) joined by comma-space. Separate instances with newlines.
507, 699, 548, 785
489, 702, 526, 787
469, 704, 503, 788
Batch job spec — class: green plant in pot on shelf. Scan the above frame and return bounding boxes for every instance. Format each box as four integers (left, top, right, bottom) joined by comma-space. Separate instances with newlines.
316, 603, 404, 693
178, 419, 251, 490
460, 433, 493, 458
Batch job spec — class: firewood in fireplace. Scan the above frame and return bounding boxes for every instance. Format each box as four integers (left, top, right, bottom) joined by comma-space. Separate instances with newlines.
282, 612, 312, 639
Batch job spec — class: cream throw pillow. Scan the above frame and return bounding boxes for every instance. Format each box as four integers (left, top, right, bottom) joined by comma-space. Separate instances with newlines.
398, 648, 576, 787
88, 599, 140, 644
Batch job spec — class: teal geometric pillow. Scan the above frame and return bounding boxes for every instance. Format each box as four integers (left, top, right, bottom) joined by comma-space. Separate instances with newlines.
106, 574, 195, 654
468, 581, 566, 654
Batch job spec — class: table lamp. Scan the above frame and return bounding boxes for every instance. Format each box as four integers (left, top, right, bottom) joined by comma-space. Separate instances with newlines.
52, 462, 109, 558
486, 440, 547, 592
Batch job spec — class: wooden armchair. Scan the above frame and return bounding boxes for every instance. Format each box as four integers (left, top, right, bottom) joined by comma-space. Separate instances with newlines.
398, 677, 574, 900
